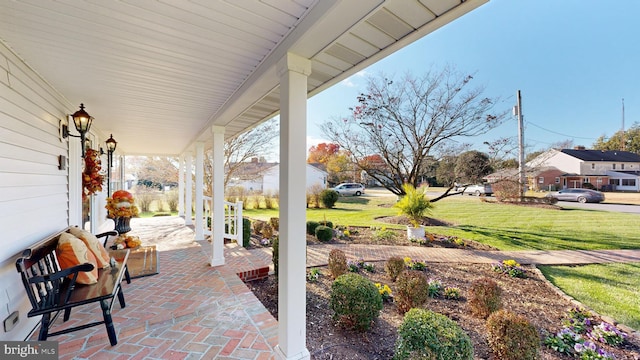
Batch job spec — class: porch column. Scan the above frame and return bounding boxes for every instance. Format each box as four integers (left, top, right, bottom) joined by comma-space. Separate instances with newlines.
195, 142, 205, 241
185, 151, 193, 226
275, 52, 311, 360
178, 154, 185, 217
211, 125, 225, 266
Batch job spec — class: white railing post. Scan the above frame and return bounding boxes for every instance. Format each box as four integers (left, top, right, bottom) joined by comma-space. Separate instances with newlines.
236, 201, 243, 247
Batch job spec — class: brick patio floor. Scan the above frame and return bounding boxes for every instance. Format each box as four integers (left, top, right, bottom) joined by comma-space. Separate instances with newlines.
36, 216, 640, 359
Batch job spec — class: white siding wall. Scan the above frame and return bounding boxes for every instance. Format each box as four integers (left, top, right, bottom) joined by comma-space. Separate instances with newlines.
306, 166, 327, 189
0, 40, 73, 340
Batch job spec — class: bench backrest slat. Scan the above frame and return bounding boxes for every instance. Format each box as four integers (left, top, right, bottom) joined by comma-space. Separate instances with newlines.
16, 228, 69, 311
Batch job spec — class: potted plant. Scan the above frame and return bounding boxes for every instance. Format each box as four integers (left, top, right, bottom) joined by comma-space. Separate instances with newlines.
106, 190, 139, 235
394, 183, 432, 240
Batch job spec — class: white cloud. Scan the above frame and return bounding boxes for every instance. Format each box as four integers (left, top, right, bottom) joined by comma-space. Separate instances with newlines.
340, 70, 367, 87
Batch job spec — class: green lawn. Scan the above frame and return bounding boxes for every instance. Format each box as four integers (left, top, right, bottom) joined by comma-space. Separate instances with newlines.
539, 263, 640, 330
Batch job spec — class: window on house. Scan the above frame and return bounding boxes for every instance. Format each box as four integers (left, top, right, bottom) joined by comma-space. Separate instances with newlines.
555, 177, 560, 184
622, 179, 636, 186
583, 177, 589, 183
612, 164, 616, 169
591, 163, 595, 170
538, 177, 544, 184
610, 179, 620, 186
596, 178, 602, 184
621, 164, 625, 170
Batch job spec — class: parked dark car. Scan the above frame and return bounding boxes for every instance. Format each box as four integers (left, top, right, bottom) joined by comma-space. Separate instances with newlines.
545, 188, 605, 203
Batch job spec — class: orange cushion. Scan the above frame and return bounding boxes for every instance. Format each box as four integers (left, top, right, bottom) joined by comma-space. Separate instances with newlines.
68, 227, 111, 269
56, 232, 98, 285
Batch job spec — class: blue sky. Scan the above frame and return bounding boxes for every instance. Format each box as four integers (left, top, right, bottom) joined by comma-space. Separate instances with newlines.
305, 0, 639, 157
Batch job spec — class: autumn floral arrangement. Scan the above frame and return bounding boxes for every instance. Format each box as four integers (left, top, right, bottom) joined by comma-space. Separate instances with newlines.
83, 148, 104, 198
106, 190, 139, 218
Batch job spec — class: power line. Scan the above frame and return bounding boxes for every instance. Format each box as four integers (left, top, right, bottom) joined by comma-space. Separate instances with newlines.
526, 121, 597, 140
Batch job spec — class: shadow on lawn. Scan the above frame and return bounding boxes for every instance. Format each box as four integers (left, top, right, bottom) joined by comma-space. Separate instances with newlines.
452, 224, 640, 251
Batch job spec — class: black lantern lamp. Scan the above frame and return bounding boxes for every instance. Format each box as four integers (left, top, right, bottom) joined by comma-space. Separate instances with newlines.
62, 103, 94, 157
105, 134, 117, 196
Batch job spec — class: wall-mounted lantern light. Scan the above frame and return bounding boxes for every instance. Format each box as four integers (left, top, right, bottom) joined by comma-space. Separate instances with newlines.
105, 134, 117, 196
61, 103, 94, 157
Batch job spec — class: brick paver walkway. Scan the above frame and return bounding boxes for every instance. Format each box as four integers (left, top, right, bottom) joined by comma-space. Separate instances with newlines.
303, 244, 640, 266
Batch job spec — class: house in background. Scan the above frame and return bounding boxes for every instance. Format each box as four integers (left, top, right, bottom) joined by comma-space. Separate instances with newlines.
485, 166, 565, 191
526, 148, 640, 191
228, 160, 328, 193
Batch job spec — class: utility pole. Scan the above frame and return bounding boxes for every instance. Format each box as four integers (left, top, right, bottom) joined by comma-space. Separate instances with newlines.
621, 98, 626, 151
515, 90, 525, 197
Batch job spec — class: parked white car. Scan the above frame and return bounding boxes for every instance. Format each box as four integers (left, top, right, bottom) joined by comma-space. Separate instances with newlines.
332, 183, 365, 196
460, 183, 493, 196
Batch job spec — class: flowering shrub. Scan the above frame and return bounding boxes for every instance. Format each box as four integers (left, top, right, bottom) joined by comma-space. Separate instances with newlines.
374, 282, 392, 301
372, 226, 397, 242
574, 341, 615, 360
588, 322, 627, 346
492, 259, 526, 278
545, 308, 627, 359
82, 148, 104, 198
444, 287, 461, 300
307, 268, 321, 282
403, 257, 427, 271
563, 307, 594, 334
427, 279, 442, 298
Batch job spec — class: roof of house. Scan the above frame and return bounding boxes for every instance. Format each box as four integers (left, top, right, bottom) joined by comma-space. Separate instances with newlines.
561, 149, 640, 162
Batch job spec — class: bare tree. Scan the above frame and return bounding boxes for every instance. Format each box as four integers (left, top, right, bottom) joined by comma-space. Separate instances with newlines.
323, 67, 507, 197
204, 118, 279, 196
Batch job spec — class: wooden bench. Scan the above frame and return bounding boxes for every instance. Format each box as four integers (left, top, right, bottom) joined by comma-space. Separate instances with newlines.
16, 227, 129, 346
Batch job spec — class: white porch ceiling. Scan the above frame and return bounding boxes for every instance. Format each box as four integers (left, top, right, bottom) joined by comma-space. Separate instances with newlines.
0, 0, 487, 155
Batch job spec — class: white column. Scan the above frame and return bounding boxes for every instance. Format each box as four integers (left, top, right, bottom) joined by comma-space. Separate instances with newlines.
195, 142, 205, 241
178, 155, 185, 217
275, 52, 311, 360
185, 151, 193, 226
211, 125, 225, 266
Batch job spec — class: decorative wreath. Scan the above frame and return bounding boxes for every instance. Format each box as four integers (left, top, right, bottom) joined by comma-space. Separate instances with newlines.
83, 148, 104, 198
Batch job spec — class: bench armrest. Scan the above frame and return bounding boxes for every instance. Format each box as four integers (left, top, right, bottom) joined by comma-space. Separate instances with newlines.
28, 263, 95, 305
96, 230, 118, 248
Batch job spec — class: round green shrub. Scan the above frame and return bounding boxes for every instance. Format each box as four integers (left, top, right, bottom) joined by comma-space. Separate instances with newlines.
306, 221, 320, 235
330, 273, 383, 331
395, 270, 429, 314
315, 225, 333, 242
320, 189, 339, 208
385, 256, 405, 282
486, 310, 539, 360
328, 248, 348, 279
242, 217, 251, 247
394, 308, 473, 360
469, 277, 502, 319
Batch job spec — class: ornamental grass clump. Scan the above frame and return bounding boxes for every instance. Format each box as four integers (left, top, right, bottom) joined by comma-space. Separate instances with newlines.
469, 277, 502, 319
330, 273, 383, 331
328, 249, 348, 279
395, 270, 429, 314
394, 184, 432, 227
385, 256, 405, 282
394, 308, 473, 360
486, 310, 540, 360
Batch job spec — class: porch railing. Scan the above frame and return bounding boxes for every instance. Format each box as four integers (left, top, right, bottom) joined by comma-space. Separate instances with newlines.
202, 196, 243, 247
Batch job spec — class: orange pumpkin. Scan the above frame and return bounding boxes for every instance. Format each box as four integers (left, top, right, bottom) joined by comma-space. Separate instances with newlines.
112, 190, 133, 201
